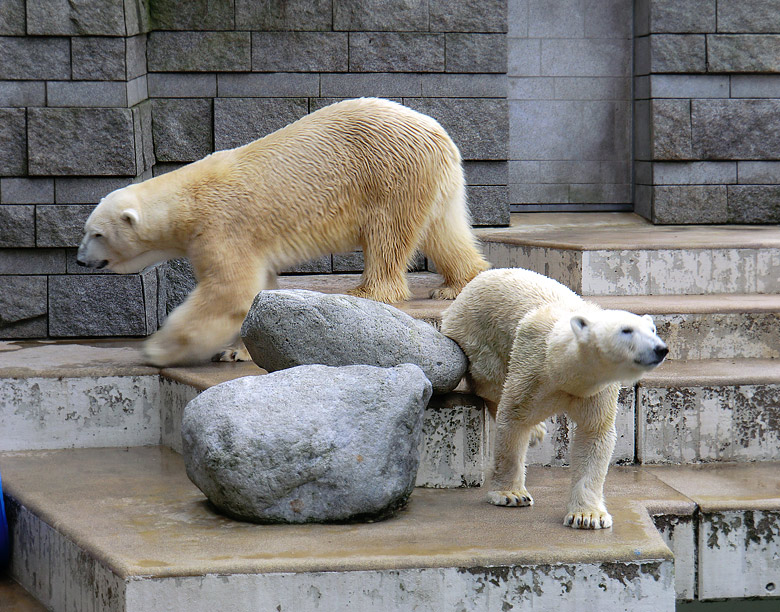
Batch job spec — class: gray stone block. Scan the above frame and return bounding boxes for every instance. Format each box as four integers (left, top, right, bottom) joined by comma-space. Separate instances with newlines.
584, 0, 632, 39
134, 100, 155, 173
509, 76, 555, 100
55, 177, 134, 204
538, 161, 602, 185
0, 249, 65, 275
0, 81, 46, 107
127, 75, 148, 107
148, 73, 216, 98
541, 39, 631, 78
569, 183, 631, 204
27, 0, 127, 35
151, 98, 212, 162
321, 73, 421, 98
527, 0, 584, 38
634, 75, 650, 99
0, 178, 53, 204
35, 204, 95, 248
509, 38, 541, 77
552, 77, 631, 101
147, 32, 250, 72
242, 290, 467, 393
738, 161, 780, 184
71, 37, 126, 81
731, 75, 780, 98
405, 98, 507, 161
634, 161, 653, 185
581, 100, 631, 160
252, 32, 347, 72
445, 34, 506, 74
152, 162, 188, 177
281, 255, 332, 274
0, 205, 34, 247
717, 0, 780, 33
634, 99, 652, 160
0, 0, 25, 34
28, 108, 138, 176
124, 0, 150, 36
510, 99, 584, 160
652, 99, 694, 161
142, 266, 158, 333
638, 0, 716, 34
728, 186, 780, 223
650, 75, 729, 99
653, 185, 728, 224
509, 182, 569, 204
423, 74, 506, 98
468, 185, 510, 226
333, 251, 364, 272
0, 276, 47, 339
650, 35, 707, 73
47, 81, 128, 108
217, 73, 320, 97
214, 97, 308, 151
126, 35, 147, 80
464, 161, 508, 186
151, 0, 235, 30
509, 160, 541, 183
157, 258, 196, 321
708, 35, 780, 73
0, 37, 70, 80
235, 0, 331, 31
48, 274, 149, 337
430, 0, 506, 32
350, 33, 445, 73
334, 0, 428, 31
653, 162, 737, 186
182, 364, 430, 524
692, 99, 780, 160
634, 184, 652, 219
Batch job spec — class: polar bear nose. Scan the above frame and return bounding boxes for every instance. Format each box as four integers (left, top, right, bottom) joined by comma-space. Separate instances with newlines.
654, 343, 669, 361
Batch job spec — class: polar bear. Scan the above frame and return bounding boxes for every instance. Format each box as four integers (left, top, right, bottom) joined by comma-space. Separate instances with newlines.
441, 268, 668, 529
76, 98, 490, 367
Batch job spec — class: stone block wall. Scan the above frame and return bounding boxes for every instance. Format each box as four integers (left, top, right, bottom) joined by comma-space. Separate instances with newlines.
0, 0, 508, 339
508, 0, 633, 211
634, 0, 780, 223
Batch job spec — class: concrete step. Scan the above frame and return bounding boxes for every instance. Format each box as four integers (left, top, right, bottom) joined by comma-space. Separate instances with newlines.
0, 576, 47, 612
280, 275, 780, 361
637, 358, 780, 464
4, 447, 779, 609
477, 212, 780, 296
1, 446, 682, 611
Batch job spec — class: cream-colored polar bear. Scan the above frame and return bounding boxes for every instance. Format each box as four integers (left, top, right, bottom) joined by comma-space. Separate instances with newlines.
441, 268, 668, 529
76, 98, 490, 367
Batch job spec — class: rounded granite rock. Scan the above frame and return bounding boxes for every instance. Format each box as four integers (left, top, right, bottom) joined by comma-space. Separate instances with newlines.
240, 289, 467, 393
181, 363, 432, 524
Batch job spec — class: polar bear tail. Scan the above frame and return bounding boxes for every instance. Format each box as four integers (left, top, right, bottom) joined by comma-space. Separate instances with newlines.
422, 164, 491, 300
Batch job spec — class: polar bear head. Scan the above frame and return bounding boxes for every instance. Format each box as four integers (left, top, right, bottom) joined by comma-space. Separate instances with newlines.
569, 309, 668, 384
76, 185, 182, 274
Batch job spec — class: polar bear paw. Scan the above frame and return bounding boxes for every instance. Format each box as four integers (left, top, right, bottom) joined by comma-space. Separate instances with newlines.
529, 422, 547, 447
429, 285, 462, 300
487, 489, 534, 507
564, 510, 613, 530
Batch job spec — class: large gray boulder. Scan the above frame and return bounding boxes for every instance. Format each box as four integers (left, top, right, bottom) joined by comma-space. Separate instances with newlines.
181, 364, 432, 524
241, 289, 467, 393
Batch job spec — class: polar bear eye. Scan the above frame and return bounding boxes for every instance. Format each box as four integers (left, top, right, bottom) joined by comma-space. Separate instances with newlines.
93, 233, 103, 239
621, 327, 633, 335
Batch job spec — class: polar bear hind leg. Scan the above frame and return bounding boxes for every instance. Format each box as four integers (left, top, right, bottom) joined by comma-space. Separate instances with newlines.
421, 178, 490, 300
487, 403, 536, 508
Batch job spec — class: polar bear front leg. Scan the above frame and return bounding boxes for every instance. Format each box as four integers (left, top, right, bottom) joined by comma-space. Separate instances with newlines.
487, 407, 535, 507
565, 394, 618, 529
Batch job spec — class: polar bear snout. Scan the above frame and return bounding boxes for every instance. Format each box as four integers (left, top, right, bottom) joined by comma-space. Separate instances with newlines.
635, 340, 668, 368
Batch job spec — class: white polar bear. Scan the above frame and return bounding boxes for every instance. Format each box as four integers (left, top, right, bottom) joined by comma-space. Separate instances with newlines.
76, 98, 490, 367
441, 268, 668, 529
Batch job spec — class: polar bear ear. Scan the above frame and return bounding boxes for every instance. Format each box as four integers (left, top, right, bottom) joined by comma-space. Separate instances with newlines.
121, 208, 140, 226
570, 315, 590, 341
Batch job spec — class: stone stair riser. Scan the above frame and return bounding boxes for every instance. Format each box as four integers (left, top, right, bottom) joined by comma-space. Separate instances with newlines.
653, 514, 696, 600
638, 384, 780, 464
653, 313, 780, 360
484, 242, 780, 296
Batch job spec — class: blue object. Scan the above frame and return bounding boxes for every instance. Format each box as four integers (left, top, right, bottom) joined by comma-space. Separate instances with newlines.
0, 469, 8, 566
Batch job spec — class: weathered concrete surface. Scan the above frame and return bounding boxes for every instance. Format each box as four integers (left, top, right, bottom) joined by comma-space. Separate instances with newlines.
638, 359, 780, 463
649, 462, 780, 601
478, 212, 780, 295
0, 578, 47, 612
2, 447, 677, 611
